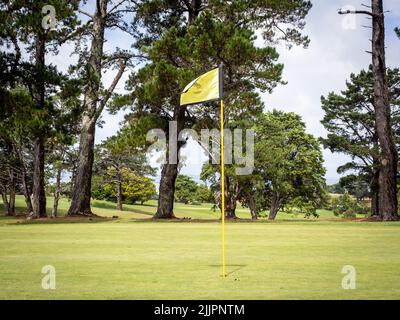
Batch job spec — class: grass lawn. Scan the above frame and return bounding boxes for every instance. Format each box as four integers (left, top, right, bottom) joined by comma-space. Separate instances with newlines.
1, 196, 400, 299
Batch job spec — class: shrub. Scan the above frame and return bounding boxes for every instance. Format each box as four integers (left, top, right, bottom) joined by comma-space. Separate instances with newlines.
330, 193, 368, 218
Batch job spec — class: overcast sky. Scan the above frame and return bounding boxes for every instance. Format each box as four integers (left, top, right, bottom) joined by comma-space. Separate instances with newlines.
50, 0, 400, 186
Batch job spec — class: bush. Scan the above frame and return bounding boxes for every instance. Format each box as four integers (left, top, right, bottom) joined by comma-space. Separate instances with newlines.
330, 193, 368, 218
285, 197, 320, 218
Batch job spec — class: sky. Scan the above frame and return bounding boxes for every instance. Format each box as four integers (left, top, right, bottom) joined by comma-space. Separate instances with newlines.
49, 0, 400, 186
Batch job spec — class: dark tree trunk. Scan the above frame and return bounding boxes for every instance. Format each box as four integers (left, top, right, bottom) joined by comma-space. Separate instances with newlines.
188, 0, 202, 22
269, 192, 281, 220
32, 34, 47, 218
155, 162, 179, 219
370, 163, 380, 217
224, 176, 237, 219
154, 106, 186, 219
371, 190, 379, 217
51, 167, 62, 218
371, 0, 398, 220
116, 169, 123, 211
217, 176, 237, 219
68, 118, 96, 215
32, 137, 47, 217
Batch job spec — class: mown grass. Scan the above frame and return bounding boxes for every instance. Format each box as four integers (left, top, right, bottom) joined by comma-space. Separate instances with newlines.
0, 196, 399, 299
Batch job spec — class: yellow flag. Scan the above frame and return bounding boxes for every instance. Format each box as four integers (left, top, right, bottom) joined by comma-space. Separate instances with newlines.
180, 67, 222, 106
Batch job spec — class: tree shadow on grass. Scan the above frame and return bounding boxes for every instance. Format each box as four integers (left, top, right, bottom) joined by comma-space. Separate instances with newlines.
0, 212, 115, 225
91, 201, 155, 216
208, 264, 247, 276
13, 217, 114, 225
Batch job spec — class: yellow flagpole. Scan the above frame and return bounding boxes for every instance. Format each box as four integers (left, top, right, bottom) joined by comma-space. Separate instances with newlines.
220, 98, 226, 277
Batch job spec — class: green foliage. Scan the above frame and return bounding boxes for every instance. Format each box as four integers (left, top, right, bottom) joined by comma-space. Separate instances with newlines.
125, 0, 301, 118
119, 0, 313, 143
91, 176, 115, 201
195, 184, 212, 203
174, 175, 199, 204
0, 0, 81, 131
330, 193, 369, 219
339, 175, 370, 201
253, 110, 327, 218
92, 124, 157, 208
92, 169, 157, 205
122, 173, 157, 205
285, 197, 321, 218
173, 175, 212, 204
327, 183, 346, 195
94, 126, 156, 184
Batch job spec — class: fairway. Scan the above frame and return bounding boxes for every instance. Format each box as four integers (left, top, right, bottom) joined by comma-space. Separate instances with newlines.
1, 197, 400, 300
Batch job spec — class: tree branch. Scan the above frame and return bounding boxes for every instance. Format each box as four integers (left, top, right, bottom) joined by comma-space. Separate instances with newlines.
78, 8, 94, 19
58, 20, 93, 45
97, 58, 128, 117
338, 9, 375, 17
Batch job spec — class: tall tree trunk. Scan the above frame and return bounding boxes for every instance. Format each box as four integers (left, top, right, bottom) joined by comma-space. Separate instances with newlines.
32, 36, 46, 217
154, 106, 186, 219
68, 1, 106, 216
32, 34, 47, 218
371, 0, 398, 220
68, 118, 96, 215
51, 167, 62, 218
269, 192, 280, 220
32, 137, 47, 217
116, 169, 123, 211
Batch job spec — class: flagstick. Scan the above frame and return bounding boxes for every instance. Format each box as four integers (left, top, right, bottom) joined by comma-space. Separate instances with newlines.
220, 98, 226, 277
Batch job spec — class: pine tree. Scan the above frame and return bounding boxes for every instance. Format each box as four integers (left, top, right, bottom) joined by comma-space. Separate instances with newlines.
321, 68, 400, 219
0, 0, 79, 217
120, 0, 312, 219
339, 0, 399, 220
